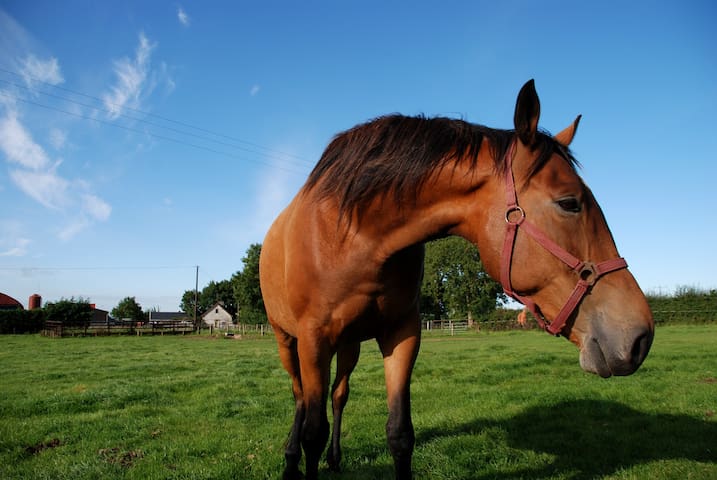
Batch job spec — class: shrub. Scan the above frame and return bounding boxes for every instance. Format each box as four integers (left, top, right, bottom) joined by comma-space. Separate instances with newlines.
646, 287, 717, 324
0, 309, 45, 334
44, 297, 92, 329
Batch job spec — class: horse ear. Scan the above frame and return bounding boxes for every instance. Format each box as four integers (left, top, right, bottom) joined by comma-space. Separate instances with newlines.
514, 79, 540, 146
554, 115, 582, 147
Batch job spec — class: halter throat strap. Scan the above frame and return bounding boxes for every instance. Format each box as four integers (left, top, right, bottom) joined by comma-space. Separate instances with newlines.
499, 140, 628, 336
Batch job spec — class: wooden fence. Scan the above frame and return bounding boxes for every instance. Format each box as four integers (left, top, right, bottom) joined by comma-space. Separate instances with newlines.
39, 310, 713, 339
41, 320, 64, 338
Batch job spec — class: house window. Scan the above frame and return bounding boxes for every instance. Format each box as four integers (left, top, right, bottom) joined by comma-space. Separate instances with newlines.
215, 308, 219, 314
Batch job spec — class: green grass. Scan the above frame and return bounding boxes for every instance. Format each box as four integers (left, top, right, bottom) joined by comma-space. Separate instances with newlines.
0, 326, 715, 479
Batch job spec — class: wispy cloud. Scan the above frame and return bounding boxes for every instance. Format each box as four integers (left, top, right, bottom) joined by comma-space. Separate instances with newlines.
0, 107, 68, 209
102, 32, 156, 119
58, 217, 89, 242
0, 103, 112, 239
250, 84, 261, 97
82, 193, 112, 221
0, 10, 112, 246
177, 7, 190, 27
9, 168, 69, 210
48, 128, 67, 150
0, 111, 50, 170
19, 54, 64, 87
0, 237, 30, 257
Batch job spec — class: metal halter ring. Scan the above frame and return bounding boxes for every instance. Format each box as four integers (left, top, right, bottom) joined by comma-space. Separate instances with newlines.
505, 206, 525, 225
577, 262, 598, 286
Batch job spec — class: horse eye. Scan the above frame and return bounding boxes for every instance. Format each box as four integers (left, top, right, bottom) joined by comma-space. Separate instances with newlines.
556, 197, 581, 213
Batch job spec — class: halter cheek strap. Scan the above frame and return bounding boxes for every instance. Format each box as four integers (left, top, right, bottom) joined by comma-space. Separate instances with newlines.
499, 141, 628, 336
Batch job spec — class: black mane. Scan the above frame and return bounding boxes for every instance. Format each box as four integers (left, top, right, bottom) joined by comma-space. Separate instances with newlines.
305, 114, 576, 221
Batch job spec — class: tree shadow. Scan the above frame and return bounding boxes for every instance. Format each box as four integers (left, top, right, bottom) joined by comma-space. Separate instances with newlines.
416, 399, 717, 479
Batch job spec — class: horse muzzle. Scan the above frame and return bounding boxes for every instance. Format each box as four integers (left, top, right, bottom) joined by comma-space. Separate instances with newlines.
579, 322, 654, 378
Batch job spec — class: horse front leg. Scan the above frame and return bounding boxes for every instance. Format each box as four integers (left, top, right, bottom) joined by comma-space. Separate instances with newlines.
378, 316, 421, 480
275, 331, 305, 480
327, 342, 361, 472
297, 331, 332, 480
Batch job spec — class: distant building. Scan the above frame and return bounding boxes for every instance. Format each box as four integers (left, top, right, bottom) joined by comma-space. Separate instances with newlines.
0, 293, 24, 310
147, 311, 193, 333
149, 311, 191, 324
28, 294, 42, 310
202, 303, 233, 330
89, 304, 111, 327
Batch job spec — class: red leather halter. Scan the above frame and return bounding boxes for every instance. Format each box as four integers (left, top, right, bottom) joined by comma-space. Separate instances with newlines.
500, 140, 628, 336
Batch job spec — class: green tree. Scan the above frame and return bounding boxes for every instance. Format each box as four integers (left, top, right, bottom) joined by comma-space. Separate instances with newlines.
421, 237, 505, 321
199, 280, 235, 315
232, 243, 266, 324
111, 296, 146, 323
180, 289, 200, 316
44, 297, 92, 328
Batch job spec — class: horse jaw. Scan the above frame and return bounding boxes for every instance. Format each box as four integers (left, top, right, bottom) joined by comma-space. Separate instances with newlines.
579, 337, 613, 378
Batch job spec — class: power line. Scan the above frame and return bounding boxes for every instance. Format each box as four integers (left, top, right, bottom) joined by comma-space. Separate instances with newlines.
0, 77, 315, 170
0, 65, 314, 166
0, 90, 308, 176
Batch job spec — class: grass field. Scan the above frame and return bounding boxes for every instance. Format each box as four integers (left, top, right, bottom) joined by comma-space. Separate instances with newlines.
0, 325, 715, 479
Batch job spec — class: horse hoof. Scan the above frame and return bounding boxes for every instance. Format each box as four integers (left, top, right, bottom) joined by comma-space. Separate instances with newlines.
327, 452, 342, 472
282, 468, 304, 480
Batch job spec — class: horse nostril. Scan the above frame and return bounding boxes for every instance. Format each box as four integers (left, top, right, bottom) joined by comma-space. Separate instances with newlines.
630, 330, 653, 367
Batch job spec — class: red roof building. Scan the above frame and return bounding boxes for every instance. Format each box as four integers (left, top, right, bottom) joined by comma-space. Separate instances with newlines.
0, 293, 24, 310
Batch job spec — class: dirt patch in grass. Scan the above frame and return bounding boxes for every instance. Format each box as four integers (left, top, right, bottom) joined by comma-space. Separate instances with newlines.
25, 438, 61, 455
99, 447, 144, 468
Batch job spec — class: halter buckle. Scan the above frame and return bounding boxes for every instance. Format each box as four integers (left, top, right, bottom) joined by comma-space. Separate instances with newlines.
505, 206, 525, 225
577, 262, 598, 286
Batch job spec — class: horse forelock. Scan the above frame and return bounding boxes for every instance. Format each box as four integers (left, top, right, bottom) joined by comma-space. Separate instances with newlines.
304, 115, 577, 222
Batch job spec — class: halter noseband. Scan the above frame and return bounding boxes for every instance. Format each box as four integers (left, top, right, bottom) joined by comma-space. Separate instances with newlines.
499, 140, 628, 336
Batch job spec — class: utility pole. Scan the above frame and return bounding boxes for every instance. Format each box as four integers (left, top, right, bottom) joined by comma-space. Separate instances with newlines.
194, 265, 199, 333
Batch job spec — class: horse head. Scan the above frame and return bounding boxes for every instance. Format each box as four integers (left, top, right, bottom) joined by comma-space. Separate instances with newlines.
478, 80, 654, 377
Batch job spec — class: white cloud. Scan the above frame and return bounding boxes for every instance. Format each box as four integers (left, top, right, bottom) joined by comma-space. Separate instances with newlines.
250, 84, 261, 96
57, 193, 112, 240
0, 108, 69, 210
0, 10, 33, 70
0, 111, 50, 170
82, 193, 112, 221
0, 88, 19, 111
20, 54, 64, 86
0, 105, 112, 236
58, 217, 89, 242
0, 237, 30, 257
9, 168, 69, 210
0, 13, 111, 242
49, 128, 67, 150
177, 7, 190, 27
103, 32, 156, 119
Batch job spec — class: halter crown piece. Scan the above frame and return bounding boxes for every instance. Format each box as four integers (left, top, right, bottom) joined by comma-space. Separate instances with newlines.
499, 140, 628, 335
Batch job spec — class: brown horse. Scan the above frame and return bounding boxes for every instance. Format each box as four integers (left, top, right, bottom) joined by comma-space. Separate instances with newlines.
259, 80, 654, 479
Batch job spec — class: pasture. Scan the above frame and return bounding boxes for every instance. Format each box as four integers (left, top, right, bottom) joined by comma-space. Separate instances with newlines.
1, 325, 715, 479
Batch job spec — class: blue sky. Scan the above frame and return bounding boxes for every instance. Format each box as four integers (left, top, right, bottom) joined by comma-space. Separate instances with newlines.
0, 1, 715, 312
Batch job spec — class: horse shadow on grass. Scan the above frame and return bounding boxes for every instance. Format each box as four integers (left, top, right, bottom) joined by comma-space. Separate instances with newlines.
411, 399, 716, 479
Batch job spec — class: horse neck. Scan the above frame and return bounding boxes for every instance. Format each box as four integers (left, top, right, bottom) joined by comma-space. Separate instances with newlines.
360, 151, 498, 262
